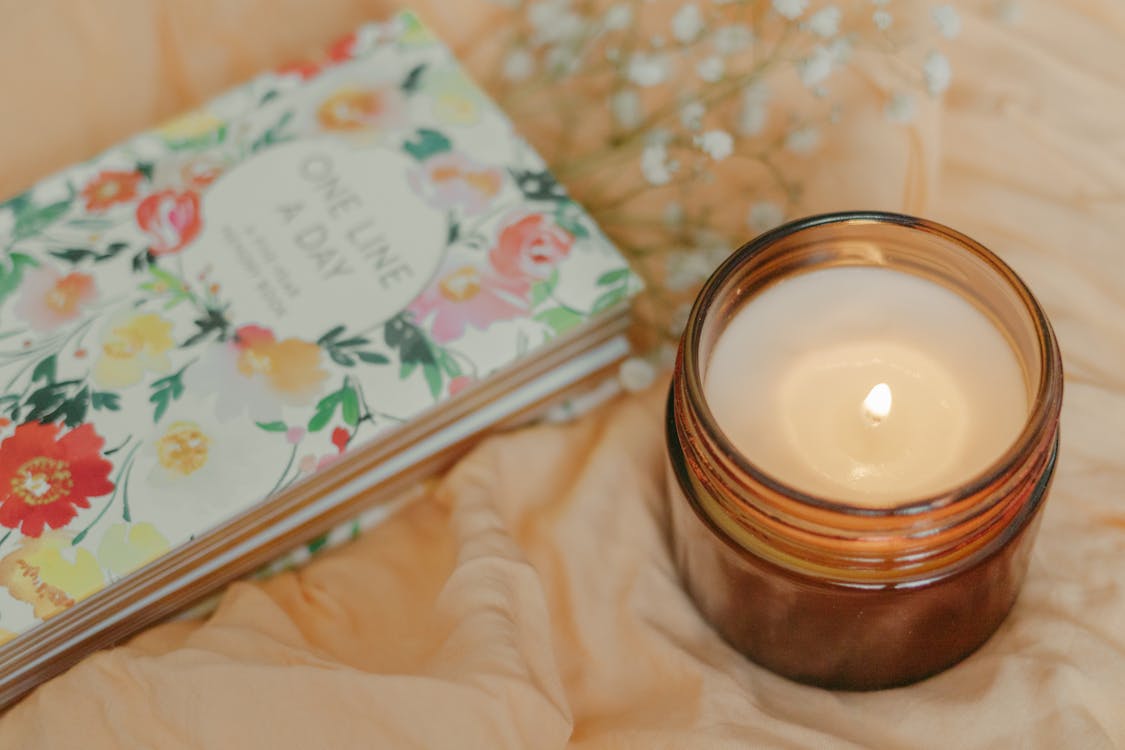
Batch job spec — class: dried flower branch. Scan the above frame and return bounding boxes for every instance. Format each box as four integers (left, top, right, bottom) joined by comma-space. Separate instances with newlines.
475, 0, 973, 365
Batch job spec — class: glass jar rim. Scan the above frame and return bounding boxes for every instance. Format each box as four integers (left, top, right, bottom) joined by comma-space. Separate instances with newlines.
681, 210, 1064, 518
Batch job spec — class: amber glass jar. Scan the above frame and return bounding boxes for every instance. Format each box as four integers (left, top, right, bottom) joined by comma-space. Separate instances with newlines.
666, 212, 1063, 690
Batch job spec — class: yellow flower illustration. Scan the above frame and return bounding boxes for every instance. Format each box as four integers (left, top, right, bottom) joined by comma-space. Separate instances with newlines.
426, 67, 487, 125
0, 533, 104, 620
0, 629, 15, 647
155, 420, 211, 476
93, 312, 175, 388
97, 522, 171, 578
157, 109, 225, 148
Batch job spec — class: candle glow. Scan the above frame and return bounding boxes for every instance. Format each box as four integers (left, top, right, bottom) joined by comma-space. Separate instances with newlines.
704, 266, 1029, 507
862, 382, 892, 425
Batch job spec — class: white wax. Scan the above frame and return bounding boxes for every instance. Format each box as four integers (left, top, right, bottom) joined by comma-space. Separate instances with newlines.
704, 266, 1029, 507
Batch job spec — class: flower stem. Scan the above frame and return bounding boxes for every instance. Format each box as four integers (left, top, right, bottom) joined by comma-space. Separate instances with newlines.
266, 444, 297, 499
72, 441, 140, 545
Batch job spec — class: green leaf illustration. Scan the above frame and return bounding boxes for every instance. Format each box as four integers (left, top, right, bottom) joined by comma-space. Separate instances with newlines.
31, 355, 57, 384
0, 253, 36, 305
591, 286, 628, 314
14, 197, 73, 241
63, 387, 89, 427
149, 366, 189, 422
251, 112, 293, 153
306, 532, 330, 555
530, 269, 559, 307
422, 362, 443, 399
91, 391, 121, 411
2, 191, 31, 214
535, 307, 584, 335
142, 265, 194, 310
319, 326, 388, 368
403, 128, 452, 161
340, 386, 360, 426
256, 421, 288, 432
509, 168, 568, 202
182, 307, 231, 346
437, 350, 461, 378
596, 268, 631, 287
554, 201, 590, 239
355, 351, 389, 365
50, 248, 99, 264
400, 63, 427, 92
22, 379, 87, 426
50, 242, 129, 266
131, 249, 156, 273
307, 389, 344, 432
317, 325, 346, 346
167, 125, 228, 152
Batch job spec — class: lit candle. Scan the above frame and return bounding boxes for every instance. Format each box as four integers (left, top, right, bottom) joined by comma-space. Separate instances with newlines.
667, 212, 1063, 690
704, 266, 1029, 506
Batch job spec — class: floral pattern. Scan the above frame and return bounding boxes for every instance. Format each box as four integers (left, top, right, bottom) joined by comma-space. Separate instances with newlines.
189, 325, 329, 422
490, 213, 574, 286
0, 422, 114, 538
410, 151, 504, 215
93, 311, 175, 388
0, 12, 637, 641
97, 523, 170, 578
409, 254, 528, 344
135, 189, 202, 256
82, 170, 143, 212
14, 266, 97, 331
0, 534, 104, 620
317, 86, 406, 132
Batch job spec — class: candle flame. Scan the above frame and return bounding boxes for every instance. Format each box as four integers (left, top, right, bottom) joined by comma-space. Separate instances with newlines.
863, 382, 893, 424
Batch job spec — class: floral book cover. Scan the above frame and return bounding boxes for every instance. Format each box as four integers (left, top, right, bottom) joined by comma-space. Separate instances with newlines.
0, 12, 637, 648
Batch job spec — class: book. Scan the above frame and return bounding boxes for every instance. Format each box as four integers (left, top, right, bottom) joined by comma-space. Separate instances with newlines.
0, 12, 639, 707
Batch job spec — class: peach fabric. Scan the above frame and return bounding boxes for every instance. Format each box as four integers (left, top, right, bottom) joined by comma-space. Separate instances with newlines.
2, 1, 1125, 747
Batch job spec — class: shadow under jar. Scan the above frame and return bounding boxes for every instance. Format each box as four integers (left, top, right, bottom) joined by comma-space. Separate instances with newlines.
666, 212, 1063, 690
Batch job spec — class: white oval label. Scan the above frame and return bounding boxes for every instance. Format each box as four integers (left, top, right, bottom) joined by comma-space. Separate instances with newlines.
189, 138, 446, 340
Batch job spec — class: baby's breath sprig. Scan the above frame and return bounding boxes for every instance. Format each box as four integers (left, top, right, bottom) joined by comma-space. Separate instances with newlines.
479, 0, 972, 360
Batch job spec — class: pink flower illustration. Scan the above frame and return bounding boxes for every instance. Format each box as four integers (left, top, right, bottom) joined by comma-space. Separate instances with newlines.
14, 266, 97, 332
489, 213, 574, 282
298, 425, 351, 475
448, 375, 474, 396
408, 257, 528, 344
409, 152, 504, 215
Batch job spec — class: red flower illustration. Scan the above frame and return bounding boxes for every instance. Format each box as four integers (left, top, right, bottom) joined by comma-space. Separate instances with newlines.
448, 375, 473, 396
136, 189, 202, 256
276, 31, 357, 80
325, 31, 357, 63
275, 59, 323, 80
0, 422, 115, 538
489, 214, 574, 285
81, 170, 143, 211
330, 427, 350, 453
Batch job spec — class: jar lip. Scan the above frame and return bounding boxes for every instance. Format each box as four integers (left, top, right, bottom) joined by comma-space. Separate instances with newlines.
682, 210, 1064, 518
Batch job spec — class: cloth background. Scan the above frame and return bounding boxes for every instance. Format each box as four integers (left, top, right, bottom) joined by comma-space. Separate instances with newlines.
1, 0, 1124, 747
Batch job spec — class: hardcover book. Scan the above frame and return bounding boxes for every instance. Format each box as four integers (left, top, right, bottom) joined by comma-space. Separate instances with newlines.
0, 12, 638, 706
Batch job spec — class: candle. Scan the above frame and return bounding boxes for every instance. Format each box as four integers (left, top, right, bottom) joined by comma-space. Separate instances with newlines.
703, 266, 1029, 506
666, 213, 1063, 690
